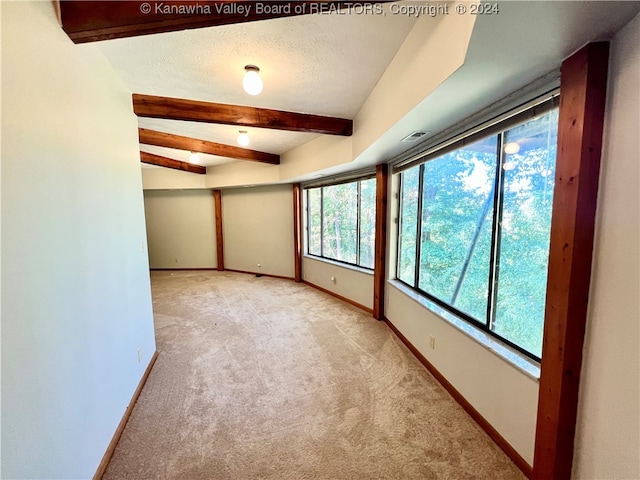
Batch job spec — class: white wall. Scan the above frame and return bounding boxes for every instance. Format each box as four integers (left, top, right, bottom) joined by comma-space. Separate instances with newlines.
302, 257, 374, 310
279, 135, 353, 182
573, 13, 640, 480
142, 166, 207, 190
144, 190, 217, 269
352, 11, 474, 160
222, 185, 295, 278
206, 161, 280, 189
1, 3, 156, 478
385, 285, 539, 464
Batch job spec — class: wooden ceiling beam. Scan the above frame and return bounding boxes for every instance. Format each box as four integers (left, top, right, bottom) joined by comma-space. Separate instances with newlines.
59, 1, 388, 44
133, 94, 353, 136
141, 151, 206, 174
139, 128, 280, 165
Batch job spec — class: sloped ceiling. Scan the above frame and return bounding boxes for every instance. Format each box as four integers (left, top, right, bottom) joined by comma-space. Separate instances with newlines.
96, 5, 417, 168
343, 1, 640, 172
85, 1, 640, 181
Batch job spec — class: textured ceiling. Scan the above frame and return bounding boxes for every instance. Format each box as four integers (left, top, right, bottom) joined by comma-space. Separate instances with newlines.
99, 2, 640, 174
98, 7, 417, 167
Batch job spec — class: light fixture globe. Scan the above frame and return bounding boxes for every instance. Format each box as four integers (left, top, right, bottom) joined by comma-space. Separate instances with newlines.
242, 65, 263, 96
189, 151, 201, 163
237, 130, 250, 147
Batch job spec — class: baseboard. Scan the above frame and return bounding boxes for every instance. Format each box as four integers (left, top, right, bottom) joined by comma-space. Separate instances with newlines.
384, 318, 533, 479
93, 351, 159, 480
303, 280, 374, 314
150, 268, 217, 271
225, 268, 295, 281
149, 268, 294, 281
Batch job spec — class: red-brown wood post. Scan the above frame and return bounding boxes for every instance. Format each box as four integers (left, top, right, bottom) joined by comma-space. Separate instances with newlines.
373, 163, 389, 320
293, 183, 303, 283
533, 42, 609, 480
213, 190, 225, 271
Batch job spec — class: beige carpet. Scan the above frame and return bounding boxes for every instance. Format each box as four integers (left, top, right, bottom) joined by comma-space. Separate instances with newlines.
103, 270, 525, 480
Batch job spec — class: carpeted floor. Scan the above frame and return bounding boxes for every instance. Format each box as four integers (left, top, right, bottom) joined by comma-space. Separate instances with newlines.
103, 270, 525, 480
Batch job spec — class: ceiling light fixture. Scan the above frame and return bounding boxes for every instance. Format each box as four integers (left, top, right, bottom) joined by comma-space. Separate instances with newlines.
242, 65, 263, 96
237, 130, 250, 147
189, 151, 200, 163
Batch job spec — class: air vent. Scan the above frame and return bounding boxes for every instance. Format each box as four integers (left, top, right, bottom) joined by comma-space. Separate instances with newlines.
401, 131, 429, 142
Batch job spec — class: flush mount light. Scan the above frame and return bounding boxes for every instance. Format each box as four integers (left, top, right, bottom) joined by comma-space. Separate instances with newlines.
189, 151, 201, 163
504, 142, 520, 154
237, 130, 250, 147
242, 65, 263, 96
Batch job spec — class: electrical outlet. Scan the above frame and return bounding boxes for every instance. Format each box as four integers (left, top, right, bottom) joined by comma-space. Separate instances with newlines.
429, 335, 436, 350
257, 263, 261, 267
174, 257, 178, 263
330, 276, 336, 284
137, 348, 143, 363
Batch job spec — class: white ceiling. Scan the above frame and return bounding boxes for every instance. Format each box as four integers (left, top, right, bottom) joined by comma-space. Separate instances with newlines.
97, 5, 417, 167
332, 1, 640, 174
97, 2, 640, 173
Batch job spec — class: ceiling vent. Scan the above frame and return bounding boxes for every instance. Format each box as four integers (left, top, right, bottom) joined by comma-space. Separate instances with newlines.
401, 131, 429, 142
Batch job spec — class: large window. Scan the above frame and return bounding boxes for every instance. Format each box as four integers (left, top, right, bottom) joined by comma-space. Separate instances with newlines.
397, 106, 558, 360
306, 177, 376, 269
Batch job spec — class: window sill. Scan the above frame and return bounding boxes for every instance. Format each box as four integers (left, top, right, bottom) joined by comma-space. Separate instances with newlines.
388, 279, 541, 381
303, 255, 375, 276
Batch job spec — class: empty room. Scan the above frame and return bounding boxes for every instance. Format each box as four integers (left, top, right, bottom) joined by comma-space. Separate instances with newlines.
2, 1, 639, 479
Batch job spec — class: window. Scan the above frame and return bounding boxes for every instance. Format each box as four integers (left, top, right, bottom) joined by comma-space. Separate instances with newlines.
306, 177, 376, 269
397, 106, 558, 360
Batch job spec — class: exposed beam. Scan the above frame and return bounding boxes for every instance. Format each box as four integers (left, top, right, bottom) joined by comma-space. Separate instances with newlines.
293, 183, 303, 283
140, 151, 206, 174
133, 94, 353, 136
373, 163, 388, 320
60, 1, 388, 44
138, 128, 280, 165
533, 42, 609, 480
213, 190, 225, 271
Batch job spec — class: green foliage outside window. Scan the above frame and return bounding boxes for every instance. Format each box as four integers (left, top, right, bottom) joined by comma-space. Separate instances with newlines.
359, 180, 376, 269
306, 177, 376, 270
397, 109, 558, 359
308, 188, 322, 256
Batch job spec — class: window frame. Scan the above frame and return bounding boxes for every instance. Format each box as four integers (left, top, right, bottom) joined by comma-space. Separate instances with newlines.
394, 97, 559, 362
305, 176, 376, 271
